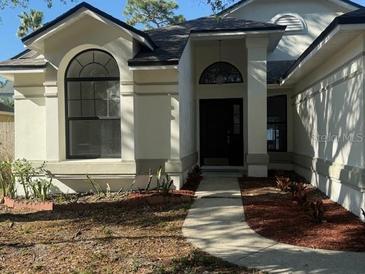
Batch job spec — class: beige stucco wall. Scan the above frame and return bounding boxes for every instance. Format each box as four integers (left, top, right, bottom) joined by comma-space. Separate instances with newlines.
13, 73, 46, 160
178, 40, 196, 159
134, 69, 178, 161
291, 34, 365, 219
227, 0, 350, 61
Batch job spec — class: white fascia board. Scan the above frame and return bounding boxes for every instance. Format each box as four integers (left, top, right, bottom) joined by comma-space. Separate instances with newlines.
129, 65, 178, 71
0, 69, 45, 74
190, 29, 284, 40
280, 25, 342, 85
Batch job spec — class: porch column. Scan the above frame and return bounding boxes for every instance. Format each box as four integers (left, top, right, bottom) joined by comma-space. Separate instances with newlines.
245, 37, 269, 177
165, 94, 183, 189
120, 82, 136, 161
44, 81, 60, 161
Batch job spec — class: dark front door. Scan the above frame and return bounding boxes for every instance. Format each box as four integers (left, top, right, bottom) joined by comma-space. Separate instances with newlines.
200, 98, 243, 166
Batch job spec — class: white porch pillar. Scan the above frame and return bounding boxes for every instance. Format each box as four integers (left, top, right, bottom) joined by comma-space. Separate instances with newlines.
245, 37, 269, 177
165, 94, 183, 189
44, 81, 60, 161
120, 83, 136, 161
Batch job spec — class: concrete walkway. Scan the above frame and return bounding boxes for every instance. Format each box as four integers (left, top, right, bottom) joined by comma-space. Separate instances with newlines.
182, 176, 365, 274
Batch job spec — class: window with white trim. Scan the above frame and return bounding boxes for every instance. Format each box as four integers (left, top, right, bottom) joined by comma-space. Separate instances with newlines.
65, 49, 121, 159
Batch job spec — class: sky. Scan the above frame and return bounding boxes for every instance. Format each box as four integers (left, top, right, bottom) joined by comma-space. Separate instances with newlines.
1, 0, 365, 61
0, 0, 212, 61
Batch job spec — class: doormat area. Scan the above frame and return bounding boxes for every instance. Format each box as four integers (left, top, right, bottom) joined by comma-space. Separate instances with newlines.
239, 178, 365, 252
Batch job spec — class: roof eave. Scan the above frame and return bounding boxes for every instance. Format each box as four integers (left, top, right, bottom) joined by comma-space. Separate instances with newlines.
281, 17, 365, 84
21, 2, 156, 51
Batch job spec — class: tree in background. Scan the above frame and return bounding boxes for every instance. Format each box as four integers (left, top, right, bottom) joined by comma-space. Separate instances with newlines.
0, 0, 73, 9
0, 0, 75, 37
124, 0, 185, 29
17, 9, 43, 38
206, 0, 235, 14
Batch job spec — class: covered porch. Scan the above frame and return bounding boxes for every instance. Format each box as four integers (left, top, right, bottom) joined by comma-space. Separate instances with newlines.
181, 28, 285, 177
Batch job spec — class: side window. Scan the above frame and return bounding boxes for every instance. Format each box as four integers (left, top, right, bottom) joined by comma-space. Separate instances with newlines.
267, 95, 287, 152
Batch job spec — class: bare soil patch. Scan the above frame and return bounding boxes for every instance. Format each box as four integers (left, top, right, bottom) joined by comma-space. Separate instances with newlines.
239, 178, 365, 252
0, 192, 259, 274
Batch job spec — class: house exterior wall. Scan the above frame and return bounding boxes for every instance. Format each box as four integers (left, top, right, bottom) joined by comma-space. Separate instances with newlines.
11, 15, 181, 193
292, 34, 365, 220
134, 69, 178, 174
14, 73, 46, 161
227, 0, 349, 61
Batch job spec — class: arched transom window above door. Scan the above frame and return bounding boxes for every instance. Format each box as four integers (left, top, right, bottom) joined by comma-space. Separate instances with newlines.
199, 62, 243, 85
65, 49, 121, 159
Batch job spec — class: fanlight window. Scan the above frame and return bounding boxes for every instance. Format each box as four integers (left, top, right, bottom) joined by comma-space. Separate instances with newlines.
65, 49, 121, 159
199, 62, 243, 85
272, 14, 305, 32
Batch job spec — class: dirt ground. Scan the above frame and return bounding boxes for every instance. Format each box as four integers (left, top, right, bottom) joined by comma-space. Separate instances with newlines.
240, 179, 365, 252
0, 193, 260, 274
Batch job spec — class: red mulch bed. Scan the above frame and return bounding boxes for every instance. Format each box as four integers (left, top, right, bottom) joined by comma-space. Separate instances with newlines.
239, 178, 365, 252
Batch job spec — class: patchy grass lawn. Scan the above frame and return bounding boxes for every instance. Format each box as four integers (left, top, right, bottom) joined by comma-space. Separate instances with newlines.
0, 194, 257, 274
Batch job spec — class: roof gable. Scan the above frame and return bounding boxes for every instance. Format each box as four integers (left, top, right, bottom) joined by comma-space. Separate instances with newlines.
22, 2, 156, 50
218, 0, 363, 16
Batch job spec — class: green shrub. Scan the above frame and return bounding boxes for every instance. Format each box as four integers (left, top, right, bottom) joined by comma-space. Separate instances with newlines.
0, 160, 16, 200
1, 159, 53, 201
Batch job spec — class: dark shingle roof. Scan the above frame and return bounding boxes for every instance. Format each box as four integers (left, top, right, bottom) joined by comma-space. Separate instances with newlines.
129, 16, 285, 66
267, 60, 295, 84
0, 49, 47, 69
282, 8, 365, 80
0, 102, 13, 113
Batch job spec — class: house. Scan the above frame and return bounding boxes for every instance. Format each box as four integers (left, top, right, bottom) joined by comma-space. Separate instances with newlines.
0, 0, 364, 219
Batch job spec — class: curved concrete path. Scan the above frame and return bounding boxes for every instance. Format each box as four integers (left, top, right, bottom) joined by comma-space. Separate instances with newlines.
183, 176, 365, 274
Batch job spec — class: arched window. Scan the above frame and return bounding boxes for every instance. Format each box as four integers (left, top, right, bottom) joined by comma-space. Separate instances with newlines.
271, 14, 306, 32
199, 62, 243, 85
65, 49, 121, 159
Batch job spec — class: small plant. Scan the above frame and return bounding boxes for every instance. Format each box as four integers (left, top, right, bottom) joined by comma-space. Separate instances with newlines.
192, 165, 202, 176
292, 182, 308, 206
29, 177, 53, 202
86, 175, 106, 196
0, 160, 16, 201
12, 159, 36, 199
155, 167, 174, 195
309, 199, 325, 224
2, 159, 53, 201
144, 169, 153, 192
276, 176, 290, 192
